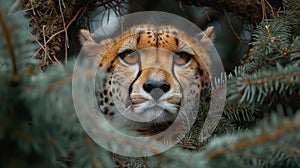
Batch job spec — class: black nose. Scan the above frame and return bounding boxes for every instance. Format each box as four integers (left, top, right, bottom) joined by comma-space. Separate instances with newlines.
143, 79, 170, 100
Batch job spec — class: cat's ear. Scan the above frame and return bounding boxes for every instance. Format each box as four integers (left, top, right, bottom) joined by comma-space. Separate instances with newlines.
203, 26, 215, 41
79, 29, 95, 45
79, 29, 114, 67
79, 29, 102, 61
194, 26, 215, 42
193, 26, 215, 68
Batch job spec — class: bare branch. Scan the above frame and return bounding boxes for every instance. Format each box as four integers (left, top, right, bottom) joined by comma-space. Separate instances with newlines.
182, 0, 283, 23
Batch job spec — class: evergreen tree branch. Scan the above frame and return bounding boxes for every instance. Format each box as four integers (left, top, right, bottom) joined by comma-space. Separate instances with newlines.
243, 0, 300, 69
85, 138, 106, 168
208, 114, 300, 160
227, 64, 300, 104
224, 103, 258, 124
203, 107, 300, 167
1, 0, 300, 167
0, 12, 19, 82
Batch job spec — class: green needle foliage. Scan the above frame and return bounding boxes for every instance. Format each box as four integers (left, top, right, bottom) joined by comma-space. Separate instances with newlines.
0, 1, 113, 167
0, 0, 300, 167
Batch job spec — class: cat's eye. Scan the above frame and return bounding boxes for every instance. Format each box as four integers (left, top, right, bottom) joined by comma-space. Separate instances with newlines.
173, 52, 193, 66
118, 50, 140, 65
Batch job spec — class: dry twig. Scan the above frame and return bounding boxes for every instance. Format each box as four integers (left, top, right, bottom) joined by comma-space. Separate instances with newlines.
58, 0, 69, 64
34, 7, 86, 65
223, 9, 243, 45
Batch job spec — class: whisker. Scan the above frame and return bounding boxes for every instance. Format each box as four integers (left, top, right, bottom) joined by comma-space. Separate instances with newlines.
176, 104, 191, 129
124, 101, 133, 113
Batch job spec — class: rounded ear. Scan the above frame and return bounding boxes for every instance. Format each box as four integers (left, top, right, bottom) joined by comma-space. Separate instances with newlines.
79, 29, 115, 69
194, 26, 215, 42
192, 27, 215, 69
79, 29, 94, 45
79, 29, 102, 62
203, 26, 215, 41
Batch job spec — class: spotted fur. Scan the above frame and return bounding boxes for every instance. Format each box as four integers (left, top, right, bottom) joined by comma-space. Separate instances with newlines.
80, 24, 214, 142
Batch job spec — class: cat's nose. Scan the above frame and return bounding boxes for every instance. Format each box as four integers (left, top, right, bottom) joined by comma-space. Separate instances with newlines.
143, 79, 170, 100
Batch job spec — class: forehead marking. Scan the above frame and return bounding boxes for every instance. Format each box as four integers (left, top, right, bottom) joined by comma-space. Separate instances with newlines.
134, 26, 182, 52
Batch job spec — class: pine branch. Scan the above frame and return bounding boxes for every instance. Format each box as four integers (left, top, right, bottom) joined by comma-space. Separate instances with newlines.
227, 64, 300, 105
290, 36, 300, 65
224, 102, 259, 124
140, 108, 300, 168
208, 113, 299, 160
205, 107, 300, 167
0, 12, 19, 82
241, 0, 300, 70
72, 137, 114, 168
1, 0, 300, 167
0, 1, 38, 73
251, 17, 291, 61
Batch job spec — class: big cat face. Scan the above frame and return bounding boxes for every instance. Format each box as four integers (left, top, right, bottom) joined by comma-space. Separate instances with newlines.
80, 24, 213, 130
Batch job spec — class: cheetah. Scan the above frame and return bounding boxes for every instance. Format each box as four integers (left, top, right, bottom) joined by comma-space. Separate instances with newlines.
80, 24, 214, 140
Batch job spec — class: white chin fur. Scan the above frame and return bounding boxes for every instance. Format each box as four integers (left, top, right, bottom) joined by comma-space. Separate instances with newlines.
111, 104, 177, 130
